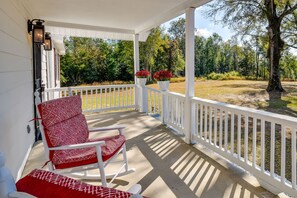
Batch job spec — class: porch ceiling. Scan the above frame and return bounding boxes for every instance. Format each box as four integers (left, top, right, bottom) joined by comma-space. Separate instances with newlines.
25, 0, 211, 41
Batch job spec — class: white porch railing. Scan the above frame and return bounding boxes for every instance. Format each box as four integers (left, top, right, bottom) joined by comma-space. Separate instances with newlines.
191, 97, 297, 196
165, 92, 185, 134
43, 84, 135, 113
42, 84, 297, 196
144, 88, 297, 196
146, 87, 162, 117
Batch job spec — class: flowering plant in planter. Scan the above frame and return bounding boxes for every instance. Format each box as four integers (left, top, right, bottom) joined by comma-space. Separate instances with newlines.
153, 70, 173, 81
135, 70, 150, 78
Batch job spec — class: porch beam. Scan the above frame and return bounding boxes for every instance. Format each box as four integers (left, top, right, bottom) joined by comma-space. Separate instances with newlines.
133, 34, 140, 109
184, 7, 195, 144
46, 21, 135, 34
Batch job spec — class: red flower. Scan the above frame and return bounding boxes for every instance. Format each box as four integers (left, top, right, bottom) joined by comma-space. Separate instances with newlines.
135, 70, 150, 78
153, 70, 173, 81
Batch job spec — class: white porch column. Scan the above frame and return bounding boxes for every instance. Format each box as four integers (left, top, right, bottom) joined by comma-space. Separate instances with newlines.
184, 7, 195, 144
133, 34, 140, 109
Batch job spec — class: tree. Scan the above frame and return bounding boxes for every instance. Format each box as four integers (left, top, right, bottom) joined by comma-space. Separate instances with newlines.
206, 0, 297, 92
140, 27, 167, 78
168, 18, 186, 58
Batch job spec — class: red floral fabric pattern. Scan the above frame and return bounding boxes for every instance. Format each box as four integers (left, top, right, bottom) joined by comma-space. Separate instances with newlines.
16, 169, 132, 198
38, 95, 89, 147
52, 135, 126, 169
38, 95, 82, 127
46, 114, 89, 147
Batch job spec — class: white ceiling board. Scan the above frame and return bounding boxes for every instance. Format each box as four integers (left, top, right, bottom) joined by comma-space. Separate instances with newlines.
46, 25, 149, 41
26, 0, 212, 35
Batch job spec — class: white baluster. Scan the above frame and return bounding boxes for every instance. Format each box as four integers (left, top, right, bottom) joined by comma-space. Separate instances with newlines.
219, 109, 223, 149
68, 87, 72, 96
281, 125, 286, 183
252, 117, 257, 168
200, 104, 203, 139
270, 122, 275, 178
292, 129, 297, 189
231, 113, 234, 155
237, 114, 241, 159
209, 107, 213, 144
261, 119, 265, 172
224, 111, 228, 151
214, 108, 218, 146
96, 89, 98, 110
244, 115, 248, 163
204, 106, 208, 141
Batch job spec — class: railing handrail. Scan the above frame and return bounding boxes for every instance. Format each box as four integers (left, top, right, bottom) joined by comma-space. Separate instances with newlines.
146, 86, 161, 93
168, 91, 186, 100
45, 84, 135, 92
192, 96, 297, 128
44, 87, 68, 92
70, 84, 135, 90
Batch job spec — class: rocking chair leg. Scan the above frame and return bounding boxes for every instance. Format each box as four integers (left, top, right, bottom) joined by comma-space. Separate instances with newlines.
95, 146, 107, 187
48, 162, 54, 171
122, 144, 129, 172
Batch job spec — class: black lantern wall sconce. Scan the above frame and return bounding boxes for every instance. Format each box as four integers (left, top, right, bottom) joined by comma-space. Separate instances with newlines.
44, 32, 52, 51
28, 19, 45, 44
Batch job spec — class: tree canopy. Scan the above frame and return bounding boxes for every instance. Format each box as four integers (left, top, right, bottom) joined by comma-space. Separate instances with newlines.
60, 17, 297, 87
205, 0, 297, 92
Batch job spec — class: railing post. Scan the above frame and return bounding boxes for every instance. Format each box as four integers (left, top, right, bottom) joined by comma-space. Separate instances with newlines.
140, 85, 148, 113
133, 34, 140, 110
161, 91, 167, 124
184, 7, 195, 144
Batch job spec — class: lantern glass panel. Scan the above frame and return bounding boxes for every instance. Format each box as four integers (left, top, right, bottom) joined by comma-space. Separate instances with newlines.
44, 38, 52, 51
33, 28, 44, 43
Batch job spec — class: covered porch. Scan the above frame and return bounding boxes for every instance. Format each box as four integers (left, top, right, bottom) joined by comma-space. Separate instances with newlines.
23, 110, 274, 198
1, 0, 297, 197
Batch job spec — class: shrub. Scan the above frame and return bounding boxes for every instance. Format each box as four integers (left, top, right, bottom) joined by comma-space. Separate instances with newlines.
170, 77, 185, 83
207, 71, 243, 80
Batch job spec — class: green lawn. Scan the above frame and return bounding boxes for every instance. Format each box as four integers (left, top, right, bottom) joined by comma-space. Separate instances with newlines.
148, 80, 297, 117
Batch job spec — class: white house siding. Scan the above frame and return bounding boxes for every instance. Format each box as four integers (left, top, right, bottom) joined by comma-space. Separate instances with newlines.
0, 0, 35, 178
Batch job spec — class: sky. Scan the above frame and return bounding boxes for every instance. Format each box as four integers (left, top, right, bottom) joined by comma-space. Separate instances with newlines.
162, 6, 234, 41
162, 5, 297, 55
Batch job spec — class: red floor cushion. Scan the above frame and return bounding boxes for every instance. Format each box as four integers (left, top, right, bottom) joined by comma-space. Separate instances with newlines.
51, 135, 126, 169
16, 169, 132, 198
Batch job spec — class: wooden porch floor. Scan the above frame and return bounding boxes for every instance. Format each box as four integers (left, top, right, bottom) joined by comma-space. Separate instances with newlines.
22, 110, 276, 198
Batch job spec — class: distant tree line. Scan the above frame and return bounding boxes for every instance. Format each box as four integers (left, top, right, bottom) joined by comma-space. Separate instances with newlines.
61, 18, 297, 87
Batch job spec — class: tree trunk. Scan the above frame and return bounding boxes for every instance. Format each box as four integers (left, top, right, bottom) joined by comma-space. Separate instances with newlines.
265, 0, 285, 92
256, 52, 259, 80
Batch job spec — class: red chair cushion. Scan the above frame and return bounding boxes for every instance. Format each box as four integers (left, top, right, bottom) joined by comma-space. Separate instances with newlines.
46, 114, 89, 147
51, 135, 126, 169
38, 95, 82, 127
38, 96, 89, 147
16, 169, 132, 198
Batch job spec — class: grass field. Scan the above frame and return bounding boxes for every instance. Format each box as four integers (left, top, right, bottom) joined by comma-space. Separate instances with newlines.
148, 80, 297, 117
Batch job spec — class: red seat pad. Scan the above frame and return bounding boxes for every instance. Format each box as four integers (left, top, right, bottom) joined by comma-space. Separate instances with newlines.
52, 135, 126, 169
16, 169, 132, 198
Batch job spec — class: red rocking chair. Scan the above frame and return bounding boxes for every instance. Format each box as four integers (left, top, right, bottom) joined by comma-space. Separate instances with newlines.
34, 92, 134, 187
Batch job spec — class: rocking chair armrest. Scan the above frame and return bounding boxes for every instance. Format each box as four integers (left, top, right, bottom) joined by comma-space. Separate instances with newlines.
89, 125, 126, 135
48, 141, 106, 151
9, 191, 37, 198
